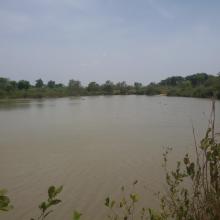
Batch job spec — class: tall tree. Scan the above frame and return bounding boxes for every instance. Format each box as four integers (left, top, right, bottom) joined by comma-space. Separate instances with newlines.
18, 80, 30, 90
0, 77, 10, 90
68, 79, 82, 95
35, 79, 44, 88
116, 81, 128, 94
47, 80, 56, 88
102, 80, 114, 94
87, 82, 100, 93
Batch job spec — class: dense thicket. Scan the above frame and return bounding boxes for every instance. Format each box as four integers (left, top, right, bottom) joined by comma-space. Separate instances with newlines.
0, 73, 219, 99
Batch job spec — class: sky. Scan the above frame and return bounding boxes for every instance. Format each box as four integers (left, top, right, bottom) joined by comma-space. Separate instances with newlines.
0, 0, 220, 85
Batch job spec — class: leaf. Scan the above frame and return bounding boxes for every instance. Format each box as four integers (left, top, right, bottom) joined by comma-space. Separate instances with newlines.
48, 186, 56, 199
55, 186, 63, 195
73, 211, 82, 220
50, 199, 61, 206
105, 197, 110, 207
130, 194, 138, 203
0, 189, 7, 196
39, 202, 47, 212
0, 195, 10, 206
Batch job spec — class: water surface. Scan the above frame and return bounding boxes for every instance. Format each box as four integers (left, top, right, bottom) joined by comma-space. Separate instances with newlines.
0, 96, 220, 220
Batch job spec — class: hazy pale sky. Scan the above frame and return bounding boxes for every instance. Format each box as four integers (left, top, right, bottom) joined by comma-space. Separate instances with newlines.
0, 0, 220, 85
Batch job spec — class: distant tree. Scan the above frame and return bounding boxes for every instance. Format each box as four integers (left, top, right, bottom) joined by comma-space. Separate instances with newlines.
35, 79, 44, 88
179, 80, 192, 89
68, 79, 82, 95
18, 80, 30, 90
47, 80, 56, 88
134, 82, 142, 89
116, 81, 128, 94
9, 81, 17, 89
145, 83, 160, 95
134, 82, 143, 94
160, 76, 184, 86
102, 80, 114, 94
5, 81, 18, 92
186, 73, 208, 87
0, 77, 9, 90
55, 83, 64, 88
87, 82, 100, 93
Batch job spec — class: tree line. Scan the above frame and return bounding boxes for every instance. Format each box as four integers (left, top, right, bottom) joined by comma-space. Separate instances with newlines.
0, 72, 220, 99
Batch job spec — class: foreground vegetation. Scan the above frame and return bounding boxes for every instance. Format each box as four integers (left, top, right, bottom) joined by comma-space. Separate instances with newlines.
0, 72, 220, 99
1, 100, 219, 219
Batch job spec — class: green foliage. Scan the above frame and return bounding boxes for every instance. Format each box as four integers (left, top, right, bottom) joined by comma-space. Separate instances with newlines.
152, 101, 220, 220
0, 189, 13, 212
145, 83, 160, 95
47, 80, 56, 88
31, 185, 63, 220
18, 80, 30, 90
115, 81, 129, 95
0, 73, 220, 99
102, 80, 114, 95
68, 79, 83, 96
35, 79, 44, 88
87, 81, 100, 94
134, 82, 144, 95
104, 101, 220, 220
160, 76, 184, 86
104, 180, 141, 220
73, 211, 82, 220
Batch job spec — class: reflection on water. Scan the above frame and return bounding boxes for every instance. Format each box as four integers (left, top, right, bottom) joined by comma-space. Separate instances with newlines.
0, 96, 219, 220
0, 97, 83, 111
0, 99, 32, 110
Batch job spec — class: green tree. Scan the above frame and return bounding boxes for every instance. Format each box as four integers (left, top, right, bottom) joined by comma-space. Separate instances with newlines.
35, 79, 44, 88
87, 81, 100, 93
0, 77, 9, 90
186, 73, 209, 87
134, 82, 143, 94
159, 76, 184, 86
116, 81, 128, 95
145, 83, 160, 95
56, 83, 64, 88
17, 80, 30, 90
102, 80, 114, 95
47, 80, 56, 88
68, 79, 82, 95
9, 81, 17, 90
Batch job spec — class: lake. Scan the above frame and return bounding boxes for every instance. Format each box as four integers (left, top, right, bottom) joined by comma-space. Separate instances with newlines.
0, 95, 220, 220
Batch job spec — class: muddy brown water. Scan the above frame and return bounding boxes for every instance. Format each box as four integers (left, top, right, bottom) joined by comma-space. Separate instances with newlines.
0, 96, 219, 220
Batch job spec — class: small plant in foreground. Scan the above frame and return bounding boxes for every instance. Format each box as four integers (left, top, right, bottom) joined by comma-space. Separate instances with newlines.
31, 185, 63, 220
0, 189, 13, 212
73, 210, 82, 220
156, 100, 220, 220
105, 100, 220, 220
105, 180, 140, 220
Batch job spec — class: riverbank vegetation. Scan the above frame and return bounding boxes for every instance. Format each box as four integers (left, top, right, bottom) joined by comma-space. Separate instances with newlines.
0, 73, 220, 99
1, 101, 219, 219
